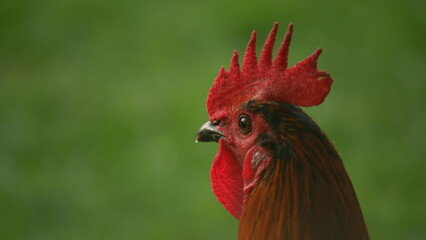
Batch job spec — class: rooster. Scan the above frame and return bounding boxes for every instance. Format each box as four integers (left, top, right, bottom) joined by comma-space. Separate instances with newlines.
196, 23, 369, 239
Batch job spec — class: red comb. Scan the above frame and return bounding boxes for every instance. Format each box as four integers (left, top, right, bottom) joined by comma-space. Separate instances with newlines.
206, 23, 333, 118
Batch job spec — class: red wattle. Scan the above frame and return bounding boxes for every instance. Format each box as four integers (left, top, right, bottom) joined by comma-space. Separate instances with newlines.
210, 141, 244, 219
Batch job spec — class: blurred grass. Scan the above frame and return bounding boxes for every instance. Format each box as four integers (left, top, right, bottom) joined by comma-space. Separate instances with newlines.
1, 0, 425, 239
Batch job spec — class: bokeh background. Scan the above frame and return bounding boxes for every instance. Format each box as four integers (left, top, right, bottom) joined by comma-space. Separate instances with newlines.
1, 0, 425, 239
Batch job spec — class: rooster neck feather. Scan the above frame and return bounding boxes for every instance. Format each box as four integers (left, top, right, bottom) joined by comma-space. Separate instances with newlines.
238, 101, 370, 240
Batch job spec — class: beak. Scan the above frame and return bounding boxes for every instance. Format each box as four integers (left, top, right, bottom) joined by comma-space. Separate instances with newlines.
195, 121, 225, 143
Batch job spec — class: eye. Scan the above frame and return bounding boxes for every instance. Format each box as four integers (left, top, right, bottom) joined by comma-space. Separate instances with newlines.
238, 115, 252, 134
212, 119, 220, 126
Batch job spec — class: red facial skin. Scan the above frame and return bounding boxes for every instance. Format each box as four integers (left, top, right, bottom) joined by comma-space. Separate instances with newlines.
210, 107, 273, 219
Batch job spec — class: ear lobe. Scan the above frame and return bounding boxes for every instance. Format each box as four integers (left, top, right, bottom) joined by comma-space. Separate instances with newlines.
242, 146, 272, 202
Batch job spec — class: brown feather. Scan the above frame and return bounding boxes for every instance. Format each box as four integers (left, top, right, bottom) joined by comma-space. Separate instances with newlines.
238, 101, 369, 240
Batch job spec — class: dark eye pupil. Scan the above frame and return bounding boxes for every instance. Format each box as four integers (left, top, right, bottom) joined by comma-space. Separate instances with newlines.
240, 118, 247, 128
238, 115, 252, 134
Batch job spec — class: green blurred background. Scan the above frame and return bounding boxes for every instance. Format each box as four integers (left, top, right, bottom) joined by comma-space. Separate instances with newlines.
1, 0, 425, 239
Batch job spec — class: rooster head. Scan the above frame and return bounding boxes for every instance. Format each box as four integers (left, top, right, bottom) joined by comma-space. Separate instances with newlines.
196, 23, 333, 219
